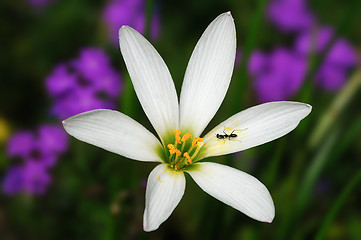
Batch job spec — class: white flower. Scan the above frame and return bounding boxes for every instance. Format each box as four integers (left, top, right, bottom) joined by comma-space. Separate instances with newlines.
62, 12, 312, 232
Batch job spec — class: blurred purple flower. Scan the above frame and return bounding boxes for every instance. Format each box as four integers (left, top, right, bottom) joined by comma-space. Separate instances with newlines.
295, 27, 358, 90
46, 48, 123, 119
2, 162, 52, 196
249, 47, 307, 102
23, 161, 52, 195
103, 0, 161, 45
267, 0, 315, 32
51, 89, 116, 120
2, 125, 68, 195
7, 131, 35, 158
72, 48, 111, 80
38, 125, 69, 154
2, 165, 24, 195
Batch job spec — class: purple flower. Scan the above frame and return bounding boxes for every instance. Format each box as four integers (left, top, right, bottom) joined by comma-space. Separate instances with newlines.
2, 165, 24, 195
46, 48, 123, 119
38, 125, 69, 154
2, 125, 68, 195
267, 0, 315, 32
72, 48, 111, 81
46, 64, 78, 97
295, 27, 358, 90
51, 88, 116, 120
2, 162, 52, 196
102, 0, 161, 45
7, 131, 36, 157
22, 161, 52, 195
249, 47, 307, 102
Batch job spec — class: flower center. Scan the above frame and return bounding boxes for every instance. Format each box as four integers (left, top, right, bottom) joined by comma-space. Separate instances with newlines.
166, 129, 204, 171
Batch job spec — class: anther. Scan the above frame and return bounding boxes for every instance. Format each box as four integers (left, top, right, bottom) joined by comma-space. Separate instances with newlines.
181, 133, 192, 142
183, 152, 192, 164
167, 144, 177, 154
172, 129, 181, 144
192, 137, 204, 147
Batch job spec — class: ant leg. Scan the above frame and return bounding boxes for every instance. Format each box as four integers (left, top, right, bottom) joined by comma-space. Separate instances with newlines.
223, 127, 227, 135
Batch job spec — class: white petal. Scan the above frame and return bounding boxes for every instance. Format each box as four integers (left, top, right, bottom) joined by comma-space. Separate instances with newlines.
201, 101, 312, 158
119, 26, 179, 142
187, 162, 274, 222
180, 12, 236, 136
144, 164, 185, 231
62, 109, 162, 162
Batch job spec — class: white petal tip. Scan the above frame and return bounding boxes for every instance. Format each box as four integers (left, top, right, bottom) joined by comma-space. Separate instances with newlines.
221, 11, 233, 20
118, 25, 131, 35
143, 224, 158, 232
302, 103, 312, 115
265, 215, 275, 223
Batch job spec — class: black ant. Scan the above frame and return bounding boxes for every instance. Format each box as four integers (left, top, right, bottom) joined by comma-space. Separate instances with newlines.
216, 129, 238, 140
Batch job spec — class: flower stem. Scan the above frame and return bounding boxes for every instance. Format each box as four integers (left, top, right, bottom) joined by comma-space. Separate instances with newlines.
309, 69, 361, 148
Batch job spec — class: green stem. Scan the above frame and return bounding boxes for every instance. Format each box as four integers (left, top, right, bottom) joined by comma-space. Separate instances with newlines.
309, 69, 361, 148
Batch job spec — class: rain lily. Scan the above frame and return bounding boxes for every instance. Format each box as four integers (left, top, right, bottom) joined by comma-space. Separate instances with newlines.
62, 12, 312, 231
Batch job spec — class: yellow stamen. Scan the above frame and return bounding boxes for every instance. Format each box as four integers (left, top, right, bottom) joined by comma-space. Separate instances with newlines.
168, 144, 181, 156
172, 129, 181, 144
167, 144, 177, 154
175, 149, 181, 156
181, 132, 192, 142
183, 152, 192, 164
192, 137, 204, 146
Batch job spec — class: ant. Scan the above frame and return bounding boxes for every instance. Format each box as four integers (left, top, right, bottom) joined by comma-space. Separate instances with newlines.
216, 129, 238, 140
215, 127, 247, 142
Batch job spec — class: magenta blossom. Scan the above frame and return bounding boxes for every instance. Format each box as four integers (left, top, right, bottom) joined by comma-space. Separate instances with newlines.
103, 0, 160, 45
249, 47, 307, 102
2, 125, 68, 195
267, 0, 315, 32
46, 48, 123, 119
295, 27, 358, 90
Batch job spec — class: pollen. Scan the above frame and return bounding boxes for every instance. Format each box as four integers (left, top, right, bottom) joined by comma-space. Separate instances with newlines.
157, 175, 162, 182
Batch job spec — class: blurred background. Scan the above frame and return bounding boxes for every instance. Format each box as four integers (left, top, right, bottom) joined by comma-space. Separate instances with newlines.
1, 0, 361, 239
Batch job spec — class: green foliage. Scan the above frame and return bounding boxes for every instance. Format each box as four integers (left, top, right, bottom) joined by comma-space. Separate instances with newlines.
1, 0, 361, 239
